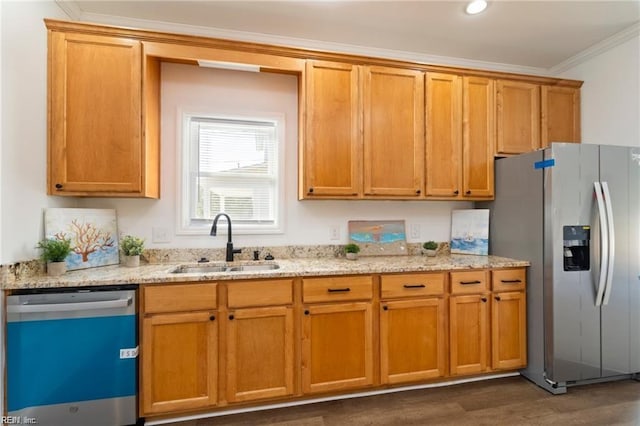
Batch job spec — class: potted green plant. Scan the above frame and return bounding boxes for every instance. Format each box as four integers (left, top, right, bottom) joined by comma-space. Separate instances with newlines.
120, 235, 145, 267
344, 243, 361, 260
37, 238, 72, 276
422, 241, 438, 257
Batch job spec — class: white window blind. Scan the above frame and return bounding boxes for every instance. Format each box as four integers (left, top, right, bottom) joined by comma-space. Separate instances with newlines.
182, 114, 282, 233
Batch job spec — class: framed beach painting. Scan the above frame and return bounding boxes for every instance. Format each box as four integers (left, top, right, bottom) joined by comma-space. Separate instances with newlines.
348, 220, 408, 256
44, 208, 119, 271
450, 209, 489, 255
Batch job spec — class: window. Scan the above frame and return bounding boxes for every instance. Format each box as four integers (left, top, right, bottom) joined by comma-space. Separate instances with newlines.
179, 112, 284, 234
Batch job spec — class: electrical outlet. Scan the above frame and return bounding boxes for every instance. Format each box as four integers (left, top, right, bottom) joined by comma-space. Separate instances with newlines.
329, 226, 340, 241
409, 224, 421, 240
152, 227, 171, 243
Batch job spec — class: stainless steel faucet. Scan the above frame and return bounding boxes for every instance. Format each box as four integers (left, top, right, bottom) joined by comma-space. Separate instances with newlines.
210, 213, 241, 262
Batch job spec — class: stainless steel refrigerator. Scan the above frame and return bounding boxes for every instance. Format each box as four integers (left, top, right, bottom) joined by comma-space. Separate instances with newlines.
479, 143, 640, 394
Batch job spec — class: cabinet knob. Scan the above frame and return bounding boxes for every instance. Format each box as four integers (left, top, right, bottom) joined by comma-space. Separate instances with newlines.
383, 306, 388, 311
466, 190, 471, 195
415, 189, 421, 195
481, 297, 488, 303
304, 310, 310, 315
308, 187, 314, 194
55, 183, 63, 190
209, 315, 216, 321
495, 296, 501, 301
228, 314, 234, 320
453, 190, 459, 195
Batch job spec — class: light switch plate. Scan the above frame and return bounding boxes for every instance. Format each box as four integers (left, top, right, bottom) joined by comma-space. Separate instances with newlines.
152, 227, 171, 243
409, 224, 421, 240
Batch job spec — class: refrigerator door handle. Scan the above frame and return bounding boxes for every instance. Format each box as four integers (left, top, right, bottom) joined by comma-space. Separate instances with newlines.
594, 182, 609, 307
601, 182, 615, 305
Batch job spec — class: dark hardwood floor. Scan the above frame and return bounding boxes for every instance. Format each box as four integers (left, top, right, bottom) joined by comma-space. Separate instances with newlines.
162, 376, 640, 426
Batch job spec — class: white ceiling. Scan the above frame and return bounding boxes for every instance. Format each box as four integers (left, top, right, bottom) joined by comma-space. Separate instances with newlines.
62, 1, 640, 73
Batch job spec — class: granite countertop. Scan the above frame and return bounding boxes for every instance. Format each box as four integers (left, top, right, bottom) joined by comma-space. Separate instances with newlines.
2, 254, 529, 290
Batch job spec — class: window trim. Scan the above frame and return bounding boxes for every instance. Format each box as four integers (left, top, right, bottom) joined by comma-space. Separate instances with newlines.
176, 108, 286, 236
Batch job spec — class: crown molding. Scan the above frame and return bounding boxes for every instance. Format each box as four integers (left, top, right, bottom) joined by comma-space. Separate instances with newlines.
550, 22, 640, 75
65, 8, 550, 77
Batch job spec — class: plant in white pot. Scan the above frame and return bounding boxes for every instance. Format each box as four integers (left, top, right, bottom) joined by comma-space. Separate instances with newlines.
344, 243, 361, 260
422, 241, 438, 257
120, 235, 145, 267
37, 238, 72, 277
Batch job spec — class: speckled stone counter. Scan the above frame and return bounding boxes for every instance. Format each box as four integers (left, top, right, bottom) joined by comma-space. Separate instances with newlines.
2, 254, 529, 290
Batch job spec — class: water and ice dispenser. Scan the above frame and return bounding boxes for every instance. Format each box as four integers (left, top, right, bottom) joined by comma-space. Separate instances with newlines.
563, 225, 590, 271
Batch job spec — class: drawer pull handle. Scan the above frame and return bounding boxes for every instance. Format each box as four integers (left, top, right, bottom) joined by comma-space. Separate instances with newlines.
228, 314, 235, 320
501, 279, 522, 283
460, 280, 481, 285
209, 315, 216, 321
403, 284, 426, 289
481, 297, 488, 302
327, 288, 351, 293
495, 296, 501, 301
383, 306, 388, 311
304, 310, 310, 315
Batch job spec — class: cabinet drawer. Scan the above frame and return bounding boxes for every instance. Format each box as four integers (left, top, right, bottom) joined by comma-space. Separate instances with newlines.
450, 270, 489, 294
144, 283, 217, 314
227, 279, 293, 308
492, 268, 526, 292
381, 273, 445, 299
303, 276, 373, 303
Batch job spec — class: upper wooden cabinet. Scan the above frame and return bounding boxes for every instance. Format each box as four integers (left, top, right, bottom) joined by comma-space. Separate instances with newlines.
303, 60, 361, 197
425, 73, 494, 199
47, 31, 160, 197
363, 66, 424, 197
496, 80, 541, 155
541, 85, 581, 148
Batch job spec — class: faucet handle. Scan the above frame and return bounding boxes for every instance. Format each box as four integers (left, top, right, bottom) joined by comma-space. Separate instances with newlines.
265, 253, 275, 261
253, 250, 260, 261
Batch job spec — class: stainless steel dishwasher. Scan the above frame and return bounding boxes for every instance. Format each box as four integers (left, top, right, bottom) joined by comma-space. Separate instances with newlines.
7, 285, 139, 426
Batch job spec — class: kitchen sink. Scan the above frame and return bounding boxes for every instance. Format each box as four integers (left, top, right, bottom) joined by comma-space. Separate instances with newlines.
170, 263, 279, 274
227, 264, 280, 272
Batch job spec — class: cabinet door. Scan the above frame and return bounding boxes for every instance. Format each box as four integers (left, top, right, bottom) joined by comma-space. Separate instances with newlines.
541, 86, 581, 148
496, 80, 540, 155
226, 306, 294, 402
142, 311, 217, 414
426, 72, 462, 197
463, 76, 495, 198
449, 294, 489, 376
380, 298, 446, 384
303, 60, 361, 197
49, 32, 143, 195
302, 302, 373, 394
363, 66, 424, 197
492, 291, 527, 370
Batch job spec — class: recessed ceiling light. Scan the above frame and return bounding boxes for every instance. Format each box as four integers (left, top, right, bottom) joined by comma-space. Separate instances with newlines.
466, 0, 488, 15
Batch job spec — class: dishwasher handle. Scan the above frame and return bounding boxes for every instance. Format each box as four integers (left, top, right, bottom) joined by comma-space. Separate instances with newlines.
8, 296, 133, 314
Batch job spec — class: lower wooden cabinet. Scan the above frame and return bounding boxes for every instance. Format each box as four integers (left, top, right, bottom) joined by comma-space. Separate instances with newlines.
225, 306, 294, 402
302, 302, 374, 394
380, 298, 446, 384
449, 294, 490, 376
142, 310, 218, 414
140, 268, 527, 418
492, 291, 527, 370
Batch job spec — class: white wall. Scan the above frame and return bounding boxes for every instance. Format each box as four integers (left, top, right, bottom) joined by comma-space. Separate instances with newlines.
556, 34, 640, 147
81, 63, 470, 250
1, 1, 72, 263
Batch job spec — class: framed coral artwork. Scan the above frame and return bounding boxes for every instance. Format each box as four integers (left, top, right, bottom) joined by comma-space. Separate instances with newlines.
44, 208, 119, 271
